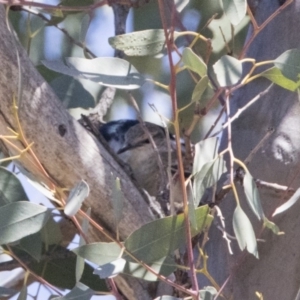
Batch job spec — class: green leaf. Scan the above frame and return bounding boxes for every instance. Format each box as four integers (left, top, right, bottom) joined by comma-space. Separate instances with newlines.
0, 167, 28, 207
64, 180, 89, 217
175, 0, 189, 12
0, 201, 51, 245
80, 14, 91, 44
37, 64, 61, 84
109, 29, 180, 56
42, 57, 144, 90
193, 157, 227, 206
182, 47, 207, 77
260, 67, 300, 91
213, 55, 243, 87
187, 183, 197, 231
243, 172, 264, 220
47, 15, 66, 26
123, 256, 176, 281
17, 286, 27, 300
199, 286, 218, 300
274, 49, 300, 82
19, 232, 42, 261
50, 75, 95, 109
273, 187, 300, 216
26, 245, 107, 291
52, 282, 93, 300
72, 242, 123, 265
191, 76, 209, 103
40, 217, 62, 246
193, 137, 220, 175
233, 205, 258, 258
124, 206, 212, 263
76, 208, 91, 283
222, 0, 247, 25
58, 0, 94, 6
192, 137, 226, 205
263, 217, 281, 235
94, 258, 126, 279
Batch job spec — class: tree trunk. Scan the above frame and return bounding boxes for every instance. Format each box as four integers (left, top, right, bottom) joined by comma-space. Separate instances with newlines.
207, 1, 300, 299
0, 5, 155, 299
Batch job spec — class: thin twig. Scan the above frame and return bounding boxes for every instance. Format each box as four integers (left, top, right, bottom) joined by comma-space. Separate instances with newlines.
241, 0, 294, 58
244, 127, 274, 165
20, 7, 97, 58
157, 0, 199, 297
222, 83, 274, 130
5, 246, 63, 296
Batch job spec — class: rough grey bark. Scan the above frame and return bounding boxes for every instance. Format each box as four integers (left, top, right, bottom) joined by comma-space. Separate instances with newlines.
204, 1, 300, 299
0, 5, 156, 299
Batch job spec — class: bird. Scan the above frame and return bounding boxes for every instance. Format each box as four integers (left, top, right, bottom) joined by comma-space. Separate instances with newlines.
99, 119, 181, 197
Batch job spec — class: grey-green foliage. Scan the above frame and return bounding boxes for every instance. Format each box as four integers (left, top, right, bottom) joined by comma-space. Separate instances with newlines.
213, 55, 243, 87
0, 167, 28, 206
73, 206, 212, 280
0, 201, 51, 245
233, 205, 258, 258
42, 57, 145, 90
109, 29, 180, 56
274, 49, 300, 82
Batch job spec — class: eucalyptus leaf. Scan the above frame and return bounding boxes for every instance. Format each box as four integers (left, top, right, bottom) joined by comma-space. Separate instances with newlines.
199, 286, 218, 300
94, 258, 126, 279
0, 201, 51, 245
260, 67, 300, 91
222, 0, 247, 25
76, 208, 91, 282
0, 167, 28, 207
193, 157, 227, 206
75, 248, 85, 283
175, 0, 189, 12
26, 178, 56, 201
17, 286, 27, 300
233, 205, 258, 258
243, 172, 264, 220
191, 76, 209, 103
213, 55, 243, 87
56, 0, 94, 9
50, 75, 95, 109
42, 57, 144, 90
40, 217, 62, 246
20, 232, 42, 262
182, 47, 207, 77
124, 205, 212, 263
27, 245, 107, 291
187, 183, 197, 231
274, 49, 300, 82
273, 187, 300, 216
193, 137, 220, 174
263, 217, 281, 235
72, 242, 123, 265
109, 29, 180, 56
124, 256, 176, 281
52, 282, 93, 300
64, 180, 89, 217
80, 14, 91, 44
